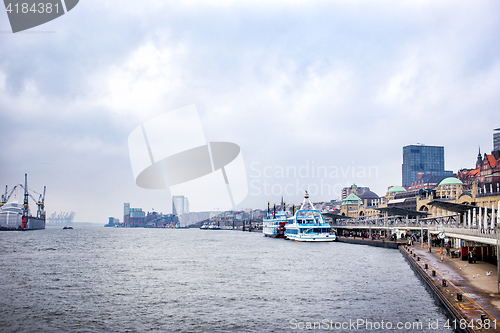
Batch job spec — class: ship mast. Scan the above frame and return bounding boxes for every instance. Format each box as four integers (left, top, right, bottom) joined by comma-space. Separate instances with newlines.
299, 191, 315, 210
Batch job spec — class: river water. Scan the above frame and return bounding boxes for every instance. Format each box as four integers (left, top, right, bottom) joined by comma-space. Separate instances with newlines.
0, 228, 455, 332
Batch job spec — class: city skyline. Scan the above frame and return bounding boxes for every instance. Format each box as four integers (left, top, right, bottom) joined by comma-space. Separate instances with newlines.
1, 1, 499, 222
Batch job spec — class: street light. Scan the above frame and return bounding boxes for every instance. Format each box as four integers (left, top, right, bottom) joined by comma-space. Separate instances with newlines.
497, 212, 500, 294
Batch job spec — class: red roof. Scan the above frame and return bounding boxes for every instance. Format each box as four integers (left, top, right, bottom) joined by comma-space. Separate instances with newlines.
469, 169, 480, 176
486, 154, 499, 168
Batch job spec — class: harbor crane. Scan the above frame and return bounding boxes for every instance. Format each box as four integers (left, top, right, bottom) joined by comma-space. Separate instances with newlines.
18, 183, 46, 219
1, 184, 20, 207
2, 174, 46, 219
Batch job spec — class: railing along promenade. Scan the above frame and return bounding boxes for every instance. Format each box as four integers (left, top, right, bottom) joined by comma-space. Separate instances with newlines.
331, 215, 498, 241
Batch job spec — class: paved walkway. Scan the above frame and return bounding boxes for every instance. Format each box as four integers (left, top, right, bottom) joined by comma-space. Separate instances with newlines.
411, 244, 500, 323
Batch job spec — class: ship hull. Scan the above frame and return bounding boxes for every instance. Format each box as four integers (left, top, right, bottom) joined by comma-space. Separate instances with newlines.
27, 217, 45, 230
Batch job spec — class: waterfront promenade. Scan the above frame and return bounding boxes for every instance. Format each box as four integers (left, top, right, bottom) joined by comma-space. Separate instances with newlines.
335, 235, 500, 331
409, 244, 500, 322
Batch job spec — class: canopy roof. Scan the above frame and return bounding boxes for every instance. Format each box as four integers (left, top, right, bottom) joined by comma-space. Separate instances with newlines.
374, 207, 429, 217
322, 212, 354, 219
427, 200, 493, 214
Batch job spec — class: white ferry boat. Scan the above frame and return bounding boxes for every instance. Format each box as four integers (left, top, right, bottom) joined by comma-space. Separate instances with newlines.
262, 202, 289, 238
284, 192, 335, 242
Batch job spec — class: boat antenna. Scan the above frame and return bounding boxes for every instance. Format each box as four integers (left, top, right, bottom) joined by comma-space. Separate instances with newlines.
273, 204, 276, 219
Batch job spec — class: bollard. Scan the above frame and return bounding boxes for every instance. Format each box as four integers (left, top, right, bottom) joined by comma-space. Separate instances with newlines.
481, 314, 489, 322
442, 279, 447, 287
432, 270, 436, 277
417, 257, 420, 261
425, 263, 428, 269
457, 293, 462, 301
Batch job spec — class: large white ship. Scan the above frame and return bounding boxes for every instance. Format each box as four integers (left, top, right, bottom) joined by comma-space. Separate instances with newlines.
284, 192, 335, 242
0, 174, 46, 231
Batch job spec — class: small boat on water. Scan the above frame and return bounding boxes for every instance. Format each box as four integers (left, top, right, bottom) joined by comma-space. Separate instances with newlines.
284, 192, 336, 242
63, 226, 73, 229
262, 201, 289, 238
200, 222, 220, 230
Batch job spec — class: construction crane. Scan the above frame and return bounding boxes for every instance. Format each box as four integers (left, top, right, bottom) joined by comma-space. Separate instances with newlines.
47, 211, 76, 224
17, 184, 46, 218
37, 186, 46, 219
0, 184, 20, 207
2, 174, 46, 218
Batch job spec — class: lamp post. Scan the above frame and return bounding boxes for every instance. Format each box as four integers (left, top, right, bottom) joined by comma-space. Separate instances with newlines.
497, 220, 500, 294
497, 200, 500, 294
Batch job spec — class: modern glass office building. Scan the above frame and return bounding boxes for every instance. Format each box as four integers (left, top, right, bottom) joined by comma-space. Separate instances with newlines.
172, 195, 189, 215
402, 145, 453, 187
494, 128, 500, 152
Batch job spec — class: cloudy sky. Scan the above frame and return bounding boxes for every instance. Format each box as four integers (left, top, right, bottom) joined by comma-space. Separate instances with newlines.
1, 0, 499, 223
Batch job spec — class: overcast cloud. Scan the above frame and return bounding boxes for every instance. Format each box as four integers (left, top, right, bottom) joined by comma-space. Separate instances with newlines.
1, 0, 499, 222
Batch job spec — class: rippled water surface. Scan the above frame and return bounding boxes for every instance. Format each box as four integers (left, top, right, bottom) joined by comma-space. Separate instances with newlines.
0, 228, 454, 332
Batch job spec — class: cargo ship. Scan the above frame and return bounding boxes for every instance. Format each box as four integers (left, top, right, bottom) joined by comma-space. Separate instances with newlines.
0, 174, 46, 231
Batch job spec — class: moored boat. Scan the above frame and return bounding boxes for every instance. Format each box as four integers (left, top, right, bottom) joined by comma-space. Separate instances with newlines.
284, 192, 336, 242
262, 201, 289, 238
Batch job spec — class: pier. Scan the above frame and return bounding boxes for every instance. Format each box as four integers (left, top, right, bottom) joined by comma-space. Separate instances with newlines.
332, 213, 500, 265
336, 236, 402, 249
401, 244, 500, 332
332, 213, 500, 331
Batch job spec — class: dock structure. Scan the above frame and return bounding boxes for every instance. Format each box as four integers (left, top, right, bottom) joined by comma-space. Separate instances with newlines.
336, 236, 403, 249
333, 220, 500, 332
401, 244, 500, 333
332, 209, 499, 257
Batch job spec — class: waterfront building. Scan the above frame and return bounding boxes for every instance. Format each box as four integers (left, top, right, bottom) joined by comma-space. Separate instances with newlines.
370, 185, 426, 216
402, 145, 453, 187
106, 217, 120, 226
340, 184, 381, 217
123, 203, 146, 227
341, 185, 370, 201
457, 129, 500, 192
172, 195, 189, 215
408, 174, 448, 190
122, 203, 179, 227
494, 127, 500, 153
334, 132, 500, 264
124, 203, 130, 218
145, 212, 178, 228
178, 211, 211, 226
